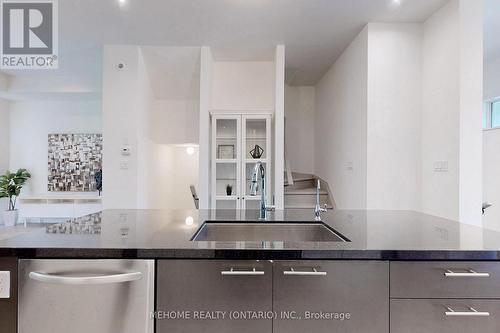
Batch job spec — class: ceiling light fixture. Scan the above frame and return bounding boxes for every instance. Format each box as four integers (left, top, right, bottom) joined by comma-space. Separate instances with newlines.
186, 146, 195, 155
391, 0, 402, 6
118, 0, 126, 6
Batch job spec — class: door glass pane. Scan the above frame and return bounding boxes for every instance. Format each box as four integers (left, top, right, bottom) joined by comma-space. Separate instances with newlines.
215, 200, 237, 210
216, 119, 237, 159
244, 199, 260, 210
245, 119, 267, 159
492, 101, 500, 128
244, 162, 266, 196
216, 162, 237, 197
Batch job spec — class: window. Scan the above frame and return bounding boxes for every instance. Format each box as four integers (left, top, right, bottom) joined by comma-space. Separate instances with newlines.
483, 100, 500, 129
492, 101, 500, 128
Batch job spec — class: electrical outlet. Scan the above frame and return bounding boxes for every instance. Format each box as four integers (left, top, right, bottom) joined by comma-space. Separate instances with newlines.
0, 271, 10, 298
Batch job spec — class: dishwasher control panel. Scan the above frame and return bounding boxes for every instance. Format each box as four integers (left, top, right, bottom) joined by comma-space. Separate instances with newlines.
0, 271, 10, 298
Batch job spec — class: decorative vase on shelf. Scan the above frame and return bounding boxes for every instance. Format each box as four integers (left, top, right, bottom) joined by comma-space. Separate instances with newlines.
226, 184, 233, 196
250, 145, 264, 159
2, 210, 19, 227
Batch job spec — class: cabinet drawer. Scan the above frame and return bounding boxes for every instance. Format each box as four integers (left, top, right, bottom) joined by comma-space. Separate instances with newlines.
391, 299, 500, 333
273, 261, 389, 333
391, 262, 500, 298
156, 260, 273, 333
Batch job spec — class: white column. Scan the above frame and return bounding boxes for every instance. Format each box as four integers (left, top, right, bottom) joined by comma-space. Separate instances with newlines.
274, 45, 285, 209
198, 47, 212, 209
458, 0, 483, 226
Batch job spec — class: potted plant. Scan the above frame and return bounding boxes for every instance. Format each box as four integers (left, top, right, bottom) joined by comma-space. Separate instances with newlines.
0, 169, 31, 227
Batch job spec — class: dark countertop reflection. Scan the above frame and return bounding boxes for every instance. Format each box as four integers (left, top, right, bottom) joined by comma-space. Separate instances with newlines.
1, 209, 500, 260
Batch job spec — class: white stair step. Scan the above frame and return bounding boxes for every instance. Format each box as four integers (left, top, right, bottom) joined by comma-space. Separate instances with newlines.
285, 188, 328, 195
284, 172, 315, 187
285, 193, 329, 206
284, 205, 334, 210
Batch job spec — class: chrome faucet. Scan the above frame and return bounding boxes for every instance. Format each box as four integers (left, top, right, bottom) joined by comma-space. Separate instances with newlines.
250, 161, 275, 219
314, 179, 328, 221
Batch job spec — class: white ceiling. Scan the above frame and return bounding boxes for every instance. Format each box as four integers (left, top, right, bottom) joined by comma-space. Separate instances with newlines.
3, 0, 451, 90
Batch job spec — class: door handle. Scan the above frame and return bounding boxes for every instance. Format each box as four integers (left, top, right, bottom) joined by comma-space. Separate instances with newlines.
29, 271, 143, 285
221, 268, 264, 276
445, 306, 490, 317
283, 268, 327, 276
444, 269, 490, 277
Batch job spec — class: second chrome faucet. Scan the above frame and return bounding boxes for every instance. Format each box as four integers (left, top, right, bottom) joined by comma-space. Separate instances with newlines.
314, 179, 328, 221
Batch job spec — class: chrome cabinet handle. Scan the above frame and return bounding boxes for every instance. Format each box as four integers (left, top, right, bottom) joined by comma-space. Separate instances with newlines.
444, 269, 490, 277
29, 271, 143, 285
445, 306, 490, 317
221, 268, 264, 276
283, 268, 327, 276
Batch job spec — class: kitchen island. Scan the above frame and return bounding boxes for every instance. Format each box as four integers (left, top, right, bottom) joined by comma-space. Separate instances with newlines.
1, 209, 500, 259
3, 209, 500, 333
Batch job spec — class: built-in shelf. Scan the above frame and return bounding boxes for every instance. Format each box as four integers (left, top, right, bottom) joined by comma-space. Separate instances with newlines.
211, 114, 272, 209
215, 159, 238, 163
245, 158, 267, 163
215, 195, 238, 200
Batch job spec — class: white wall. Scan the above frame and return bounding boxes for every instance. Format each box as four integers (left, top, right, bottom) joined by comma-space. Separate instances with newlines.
315, 27, 368, 209
0, 99, 9, 222
274, 45, 285, 209
484, 57, 500, 100
457, 0, 483, 226
483, 129, 500, 231
9, 100, 102, 195
0, 99, 9, 174
151, 100, 199, 144
366, 23, 422, 210
284, 85, 315, 174
420, 0, 483, 224
211, 61, 275, 110
103, 45, 200, 209
313, 0, 483, 221
420, 0, 460, 220
102, 45, 142, 209
198, 47, 212, 209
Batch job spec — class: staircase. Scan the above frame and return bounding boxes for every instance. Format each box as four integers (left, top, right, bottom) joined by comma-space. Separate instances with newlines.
284, 172, 334, 209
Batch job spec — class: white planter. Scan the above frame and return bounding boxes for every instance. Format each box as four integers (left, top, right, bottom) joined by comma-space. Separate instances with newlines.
3, 210, 19, 227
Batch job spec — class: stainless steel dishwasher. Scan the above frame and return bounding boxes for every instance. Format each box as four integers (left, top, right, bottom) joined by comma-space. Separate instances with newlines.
18, 259, 154, 333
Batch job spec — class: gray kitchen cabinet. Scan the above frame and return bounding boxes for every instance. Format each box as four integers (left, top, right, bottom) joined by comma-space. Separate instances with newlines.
391, 299, 500, 333
391, 262, 500, 298
156, 260, 273, 333
273, 261, 389, 333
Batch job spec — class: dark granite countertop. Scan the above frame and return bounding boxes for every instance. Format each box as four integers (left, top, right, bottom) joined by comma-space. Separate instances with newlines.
1, 209, 500, 260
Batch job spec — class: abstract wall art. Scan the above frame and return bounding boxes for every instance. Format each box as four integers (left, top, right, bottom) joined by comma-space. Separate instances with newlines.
47, 134, 103, 192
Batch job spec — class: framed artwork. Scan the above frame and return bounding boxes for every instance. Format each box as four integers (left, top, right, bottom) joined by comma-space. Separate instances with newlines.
217, 145, 235, 159
48, 133, 103, 192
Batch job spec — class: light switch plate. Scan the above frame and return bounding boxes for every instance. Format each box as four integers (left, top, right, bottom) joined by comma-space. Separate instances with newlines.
0, 271, 10, 298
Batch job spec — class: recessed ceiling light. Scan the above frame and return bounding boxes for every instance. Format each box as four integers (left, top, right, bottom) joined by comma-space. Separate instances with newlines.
186, 146, 195, 155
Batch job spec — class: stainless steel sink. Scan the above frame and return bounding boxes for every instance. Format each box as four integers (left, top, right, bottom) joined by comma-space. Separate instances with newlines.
191, 222, 349, 242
